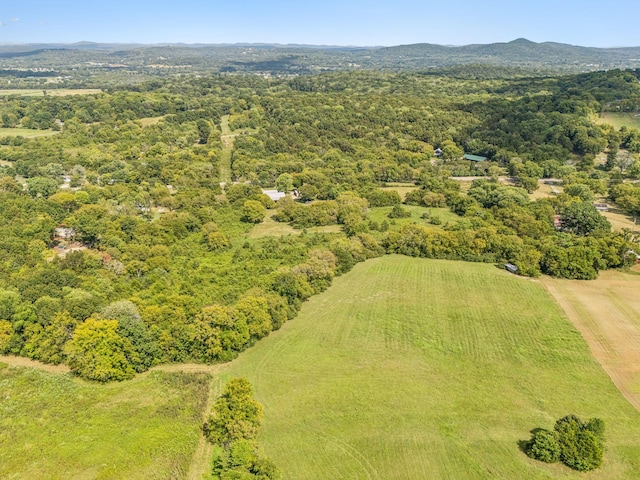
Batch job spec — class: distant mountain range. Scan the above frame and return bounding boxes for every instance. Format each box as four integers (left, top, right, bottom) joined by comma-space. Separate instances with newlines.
1, 39, 639, 75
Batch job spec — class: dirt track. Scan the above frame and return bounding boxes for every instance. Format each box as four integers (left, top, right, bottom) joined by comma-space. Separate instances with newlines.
0, 355, 71, 373
542, 270, 640, 412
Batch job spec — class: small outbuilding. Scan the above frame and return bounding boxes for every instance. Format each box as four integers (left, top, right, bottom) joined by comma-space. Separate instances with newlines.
504, 263, 518, 274
463, 154, 488, 162
262, 189, 286, 202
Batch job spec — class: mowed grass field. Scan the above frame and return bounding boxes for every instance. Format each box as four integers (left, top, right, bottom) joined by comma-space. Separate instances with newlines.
0, 365, 210, 480
598, 112, 640, 129
248, 214, 342, 239
0, 89, 102, 97
220, 256, 640, 479
542, 270, 640, 412
0, 127, 58, 138
367, 205, 461, 229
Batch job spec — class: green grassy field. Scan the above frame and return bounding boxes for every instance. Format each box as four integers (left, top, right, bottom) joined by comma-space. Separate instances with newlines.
220, 256, 640, 479
367, 205, 461, 229
0, 89, 102, 97
0, 365, 210, 480
248, 214, 343, 239
0, 127, 59, 138
598, 112, 640, 129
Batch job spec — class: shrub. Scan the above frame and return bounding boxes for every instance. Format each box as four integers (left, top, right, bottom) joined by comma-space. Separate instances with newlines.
526, 429, 560, 463
388, 204, 411, 219
563, 430, 603, 472
526, 414, 604, 472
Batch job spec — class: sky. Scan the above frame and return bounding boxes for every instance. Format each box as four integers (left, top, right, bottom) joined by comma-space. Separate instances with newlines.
0, 0, 638, 48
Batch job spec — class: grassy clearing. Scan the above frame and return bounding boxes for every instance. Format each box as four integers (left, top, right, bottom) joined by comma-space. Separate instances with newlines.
138, 115, 166, 126
597, 112, 640, 129
0, 89, 102, 97
0, 365, 210, 480
247, 214, 342, 239
0, 127, 59, 138
542, 270, 640, 411
530, 180, 563, 200
368, 205, 460, 229
381, 183, 419, 201
220, 256, 640, 479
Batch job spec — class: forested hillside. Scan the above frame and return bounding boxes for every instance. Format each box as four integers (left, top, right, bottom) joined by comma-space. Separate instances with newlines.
0, 67, 639, 381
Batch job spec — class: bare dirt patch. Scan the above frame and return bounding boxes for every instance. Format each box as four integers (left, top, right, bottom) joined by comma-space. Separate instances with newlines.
541, 270, 640, 411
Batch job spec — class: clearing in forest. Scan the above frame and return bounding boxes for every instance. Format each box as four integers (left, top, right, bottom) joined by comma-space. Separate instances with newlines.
0, 127, 59, 138
597, 112, 640, 129
220, 256, 640, 479
247, 214, 342, 239
542, 270, 640, 412
0, 89, 102, 97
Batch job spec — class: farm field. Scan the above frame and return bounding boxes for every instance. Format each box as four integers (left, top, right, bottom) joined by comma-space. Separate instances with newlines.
542, 270, 640, 412
0, 89, 102, 97
0, 364, 210, 480
367, 205, 460, 228
219, 256, 640, 479
247, 214, 342, 239
601, 208, 638, 231
0, 127, 58, 138
381, 183, 419, 201
598, 112, 640, 129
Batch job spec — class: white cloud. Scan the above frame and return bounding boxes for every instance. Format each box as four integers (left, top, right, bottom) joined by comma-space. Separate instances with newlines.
10, 18, 19, 22
0, 22, 5, 27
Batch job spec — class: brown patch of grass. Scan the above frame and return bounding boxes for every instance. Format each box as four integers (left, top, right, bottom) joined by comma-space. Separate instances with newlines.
541, 270, 640, 411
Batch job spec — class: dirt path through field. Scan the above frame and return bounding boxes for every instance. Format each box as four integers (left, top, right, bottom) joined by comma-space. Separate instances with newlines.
219, 114, 234, 184
541, 271, 640, 412
0, 355, 71, 373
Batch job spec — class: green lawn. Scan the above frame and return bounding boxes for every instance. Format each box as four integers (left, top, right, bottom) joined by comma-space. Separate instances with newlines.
247, 214, 343, 239
0, 366, 210, 480
598, 112, 640, 129
367, 205, 461, 229
0, 127, 59, 138
0, 89, 102, 97
221, 256, 640, 479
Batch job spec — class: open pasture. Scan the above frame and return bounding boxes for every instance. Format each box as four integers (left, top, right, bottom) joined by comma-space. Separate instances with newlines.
367, 205, 460, 228
542, 270, 640, 412
247, 214, 342, 239
220, 256, 640, 479
0, 127, 58, 138
598, 112, 640, 129
0, 364, 210, 480
0, 89, 102, 97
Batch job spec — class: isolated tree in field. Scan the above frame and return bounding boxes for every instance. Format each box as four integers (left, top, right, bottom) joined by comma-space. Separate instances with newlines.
526, 414, 604, 472
203, 377, 264, 447
526, 429, 560, 463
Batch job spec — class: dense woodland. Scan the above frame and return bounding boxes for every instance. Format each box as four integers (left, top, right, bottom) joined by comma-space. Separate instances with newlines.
0, 66, 640, 381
